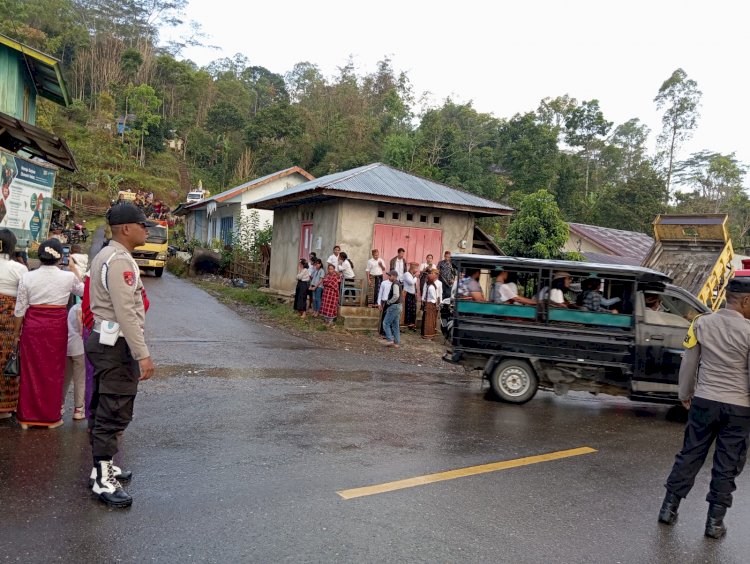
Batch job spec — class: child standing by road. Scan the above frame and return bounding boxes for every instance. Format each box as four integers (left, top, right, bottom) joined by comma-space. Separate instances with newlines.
62, 302, 86, 420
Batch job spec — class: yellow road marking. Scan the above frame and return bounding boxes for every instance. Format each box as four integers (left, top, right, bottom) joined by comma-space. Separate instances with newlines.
337, 446, 597, 500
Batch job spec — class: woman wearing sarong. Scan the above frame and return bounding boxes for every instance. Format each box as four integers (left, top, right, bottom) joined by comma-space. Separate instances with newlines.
14, 239, 84, 429
294, 258, 311, 318
319, 264, 341, 324
0, 229, 27, 419
403, 263, 420, 331
421, 271, 439, 340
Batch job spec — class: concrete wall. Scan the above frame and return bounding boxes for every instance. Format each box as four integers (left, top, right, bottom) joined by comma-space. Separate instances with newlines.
268, 197, 477, 294
269, 200, 340, 294
242, 173, 311, 229
563, 234, 608, 255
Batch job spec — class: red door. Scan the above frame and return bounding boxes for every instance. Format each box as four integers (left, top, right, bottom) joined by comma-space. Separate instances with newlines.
299, 223, 313, 259
372, 224, 443, 266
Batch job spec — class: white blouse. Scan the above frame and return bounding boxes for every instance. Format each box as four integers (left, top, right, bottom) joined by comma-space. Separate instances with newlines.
0, 255, 28, 297
402, 271, 418, 295
14, 266, 84, 317
337, 260, 355, 279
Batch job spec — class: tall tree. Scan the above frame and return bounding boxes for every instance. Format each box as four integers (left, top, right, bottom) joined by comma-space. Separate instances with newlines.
673, 151, 746, 213
564, 99, 612, 198
503, 189, 570, 259
654, 68, 702, 191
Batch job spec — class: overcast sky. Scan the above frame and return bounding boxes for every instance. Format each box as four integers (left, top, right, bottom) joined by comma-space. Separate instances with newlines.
168, 0, 750, 173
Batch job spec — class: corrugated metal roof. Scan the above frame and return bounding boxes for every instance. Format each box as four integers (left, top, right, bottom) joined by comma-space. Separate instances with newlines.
247, 163, 513, 213
569, 222, 654, 263
186, 166, 313, 209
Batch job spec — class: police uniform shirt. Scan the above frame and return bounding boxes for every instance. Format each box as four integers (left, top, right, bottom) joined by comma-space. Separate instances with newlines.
89, 241, 149, 360
679, 309, 750, 407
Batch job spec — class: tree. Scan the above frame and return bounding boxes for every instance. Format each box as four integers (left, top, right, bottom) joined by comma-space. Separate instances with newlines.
597, 162, 667, 233
503, 189, 571, 259
654, 68, 702, 191
536, 94, 577, 142
124, 83, 161, 166
673, 151, 746, 213
564, 99, 612, 199
608, 118, 650, 181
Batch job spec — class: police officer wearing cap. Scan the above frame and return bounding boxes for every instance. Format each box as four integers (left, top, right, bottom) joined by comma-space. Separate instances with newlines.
658, 277, 750, 538
87, 203, 155, 508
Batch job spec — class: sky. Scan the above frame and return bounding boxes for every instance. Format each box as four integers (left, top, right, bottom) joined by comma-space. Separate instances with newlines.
166, 0, 750, 173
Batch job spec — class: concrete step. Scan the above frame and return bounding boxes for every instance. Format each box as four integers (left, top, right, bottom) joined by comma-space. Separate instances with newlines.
340, 306, 380, 318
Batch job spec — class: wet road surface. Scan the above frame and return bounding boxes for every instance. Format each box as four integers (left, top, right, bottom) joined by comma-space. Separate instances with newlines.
2, 273, 750, 562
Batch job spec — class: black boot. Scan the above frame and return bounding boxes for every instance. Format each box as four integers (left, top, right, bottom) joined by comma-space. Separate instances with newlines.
704, 503, 727, 539
658, 491, 681, 525
91, 460, 132, 508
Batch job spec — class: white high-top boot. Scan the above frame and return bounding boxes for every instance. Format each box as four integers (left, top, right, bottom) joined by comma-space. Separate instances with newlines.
91, 460, 132, 508
89, 464, 132, 488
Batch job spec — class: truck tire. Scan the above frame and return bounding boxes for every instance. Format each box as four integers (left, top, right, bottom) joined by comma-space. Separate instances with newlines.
490, 359, 538, 404
154, 267, 164, 277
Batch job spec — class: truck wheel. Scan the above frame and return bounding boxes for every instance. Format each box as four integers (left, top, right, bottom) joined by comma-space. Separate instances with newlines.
154, 267, 164, 277
490, 359, 538, 404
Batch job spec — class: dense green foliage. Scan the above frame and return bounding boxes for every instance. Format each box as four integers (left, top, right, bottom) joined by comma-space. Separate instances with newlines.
2, 0, 748, 252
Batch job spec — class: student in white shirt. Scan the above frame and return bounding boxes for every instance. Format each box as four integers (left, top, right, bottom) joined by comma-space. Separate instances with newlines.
403, 262, 420, 330
70, 243, 89, 274
420, 270, 440, 340
63, 303, 86, 420
337, 252, 355, 280
389, 248, 407, 281
489, 267, 536, 305
377, 274, 392, 337
326, 245, 341, 267
365, 249, 387, 308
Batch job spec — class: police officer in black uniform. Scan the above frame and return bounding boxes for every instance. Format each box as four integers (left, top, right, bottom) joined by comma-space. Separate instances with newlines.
658, 277, 750, 538
87, 204, 155, 508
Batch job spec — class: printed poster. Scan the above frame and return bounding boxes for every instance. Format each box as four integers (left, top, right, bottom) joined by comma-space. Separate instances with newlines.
0, 147, 56, 248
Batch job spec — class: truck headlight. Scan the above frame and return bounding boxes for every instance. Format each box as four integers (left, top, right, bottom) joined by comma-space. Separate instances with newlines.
156, 253, 167, 261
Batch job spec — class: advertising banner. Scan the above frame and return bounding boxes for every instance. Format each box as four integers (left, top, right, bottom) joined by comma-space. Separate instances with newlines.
0, 147, 56, 248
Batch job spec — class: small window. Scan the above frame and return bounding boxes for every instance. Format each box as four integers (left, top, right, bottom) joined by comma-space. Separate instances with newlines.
377, 210, 385, 218
433, 216, 441, 224
420, 215, 428, 223
392, 212, 400, 220
406, 213, 414, 221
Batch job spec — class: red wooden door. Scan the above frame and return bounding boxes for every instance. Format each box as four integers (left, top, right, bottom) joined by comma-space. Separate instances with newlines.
372, 224, 443, 266
299, 222, 313, 259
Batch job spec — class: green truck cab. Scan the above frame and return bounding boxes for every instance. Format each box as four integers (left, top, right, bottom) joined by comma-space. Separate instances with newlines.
444, 255, 709, 405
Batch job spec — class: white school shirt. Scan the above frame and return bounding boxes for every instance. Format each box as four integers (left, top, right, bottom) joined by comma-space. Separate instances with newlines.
393, 257, 406, 280
67, 303, 84, 357
421, 280, 442, 303
402, 271, 418, 295
337, 260, 355, 279
14, 266, 84, 317
366, 257, 386, 276
377, 279, 392, 305
492, 282, 519, 303
0, 255, 27, 297
327, 254, 339, 267
70, 253, 89, 273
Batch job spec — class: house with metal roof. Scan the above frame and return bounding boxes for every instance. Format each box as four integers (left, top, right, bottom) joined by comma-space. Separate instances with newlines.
248, 162, 513, 295
563, 222, 655, 266
182, 166, 314, 246
0, 34, 76, 172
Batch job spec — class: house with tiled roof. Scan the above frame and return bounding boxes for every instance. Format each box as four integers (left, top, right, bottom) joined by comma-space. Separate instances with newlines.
249, 162, 512, 295
182, 166, 314, 245
563, 222, 654, 266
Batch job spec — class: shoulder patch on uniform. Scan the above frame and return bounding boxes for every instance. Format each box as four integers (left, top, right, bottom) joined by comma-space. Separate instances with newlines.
683, 315, 704, 349
123, 271, 136, 286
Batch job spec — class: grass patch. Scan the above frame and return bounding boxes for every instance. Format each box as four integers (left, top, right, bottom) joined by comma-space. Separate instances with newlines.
195, 280, 338, 333
166, 257, 188, 277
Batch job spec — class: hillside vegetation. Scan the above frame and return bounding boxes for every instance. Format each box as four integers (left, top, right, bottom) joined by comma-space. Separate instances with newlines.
3, 0, 748, 241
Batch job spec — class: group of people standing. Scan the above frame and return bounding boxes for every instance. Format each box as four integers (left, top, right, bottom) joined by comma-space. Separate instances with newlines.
0, 203, 156, 509
293, 246, 352, 324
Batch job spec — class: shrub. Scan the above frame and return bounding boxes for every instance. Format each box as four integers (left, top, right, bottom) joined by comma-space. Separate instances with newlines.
166, 256, 188, 277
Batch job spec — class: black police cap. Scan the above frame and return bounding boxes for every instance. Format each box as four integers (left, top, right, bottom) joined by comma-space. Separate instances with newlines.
728, 277, 750, 294
107, 203, 157, 226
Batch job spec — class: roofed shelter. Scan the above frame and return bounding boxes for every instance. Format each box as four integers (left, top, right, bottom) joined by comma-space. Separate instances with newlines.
249, 162, 513, 295
0, 33, 76, 171
564, 222, 654, 266
182, 166, 314, 246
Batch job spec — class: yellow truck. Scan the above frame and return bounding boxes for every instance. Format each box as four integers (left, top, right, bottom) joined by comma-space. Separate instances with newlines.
642, 214, 733, 311
132, 219, 168, 277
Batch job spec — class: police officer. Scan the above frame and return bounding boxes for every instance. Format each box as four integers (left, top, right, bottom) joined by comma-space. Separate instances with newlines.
658, 277, 750, 538
87, 203, 155, 508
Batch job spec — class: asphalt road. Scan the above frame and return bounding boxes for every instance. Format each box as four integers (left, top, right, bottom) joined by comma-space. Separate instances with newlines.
2, 272, 750, 563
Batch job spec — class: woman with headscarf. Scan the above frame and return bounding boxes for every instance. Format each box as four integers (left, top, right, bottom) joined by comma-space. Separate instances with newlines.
319, 263, 341, 325
14, 238, 84, 429
0, 229, 27, 419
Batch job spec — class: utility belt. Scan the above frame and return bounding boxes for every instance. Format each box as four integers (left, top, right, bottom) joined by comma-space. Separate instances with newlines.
93, 320, 124, 345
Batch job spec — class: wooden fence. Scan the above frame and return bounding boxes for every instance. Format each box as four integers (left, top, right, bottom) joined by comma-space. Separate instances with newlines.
228, 256, 270, 287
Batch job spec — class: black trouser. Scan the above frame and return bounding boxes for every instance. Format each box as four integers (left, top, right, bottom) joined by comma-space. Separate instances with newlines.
665, 397, 750, 507
371, 275, 383, 306
440, 278, 452, 300
86, 334, 140, 462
